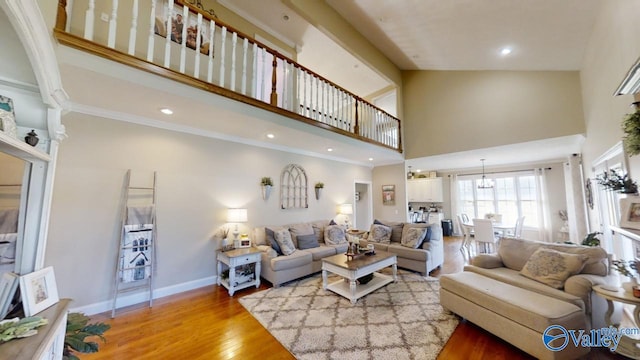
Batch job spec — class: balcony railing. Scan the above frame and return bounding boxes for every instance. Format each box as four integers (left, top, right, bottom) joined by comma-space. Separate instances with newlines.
53, 0, 402, 152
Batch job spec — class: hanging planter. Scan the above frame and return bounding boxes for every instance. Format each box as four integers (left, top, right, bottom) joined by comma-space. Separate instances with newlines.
315, 182, 324, 200
622, 106, 640, 156
260, 177, 273, 200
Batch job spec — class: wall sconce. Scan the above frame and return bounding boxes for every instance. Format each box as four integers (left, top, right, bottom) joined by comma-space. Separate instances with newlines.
227, 208, 248, 248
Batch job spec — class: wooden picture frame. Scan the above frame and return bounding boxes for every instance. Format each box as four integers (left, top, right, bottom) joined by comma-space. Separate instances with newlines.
382, 185, 395, 206
0, 272, 19, 319
19, 266, 59, 316
620, 197, 640, 230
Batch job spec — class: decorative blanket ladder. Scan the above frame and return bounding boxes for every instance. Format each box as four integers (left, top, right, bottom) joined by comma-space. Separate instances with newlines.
111, 169, 157, 318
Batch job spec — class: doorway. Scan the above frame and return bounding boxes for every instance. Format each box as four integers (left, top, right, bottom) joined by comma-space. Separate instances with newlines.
353, 181, 373, 230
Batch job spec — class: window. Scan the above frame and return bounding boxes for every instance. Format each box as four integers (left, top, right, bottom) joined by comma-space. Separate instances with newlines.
457, 172, 537, 227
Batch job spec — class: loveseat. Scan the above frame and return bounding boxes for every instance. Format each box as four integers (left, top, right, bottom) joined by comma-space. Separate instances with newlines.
440, 237, 620, 360
252, 219, 444, 287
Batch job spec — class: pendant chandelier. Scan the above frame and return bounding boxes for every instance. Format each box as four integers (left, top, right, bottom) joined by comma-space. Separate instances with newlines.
478, 159, 494, 189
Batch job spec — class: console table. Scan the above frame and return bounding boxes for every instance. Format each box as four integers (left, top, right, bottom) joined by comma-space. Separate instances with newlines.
217, 247, 261, 296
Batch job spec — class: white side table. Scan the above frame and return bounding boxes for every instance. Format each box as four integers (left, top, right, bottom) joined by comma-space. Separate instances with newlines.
217, 247, 261, 296
592, 285, 640, 358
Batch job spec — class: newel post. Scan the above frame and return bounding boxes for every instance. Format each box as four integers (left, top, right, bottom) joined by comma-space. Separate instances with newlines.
354, 98, 360, 135
270, 53, 278, 106
55, 0, 68, 31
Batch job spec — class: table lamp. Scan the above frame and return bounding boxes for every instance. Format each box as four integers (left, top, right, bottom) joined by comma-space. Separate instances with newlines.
227, 208, 248, 248
339, 203, 353, 229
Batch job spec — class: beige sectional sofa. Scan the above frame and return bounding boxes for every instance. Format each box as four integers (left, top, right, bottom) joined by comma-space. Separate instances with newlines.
251, 219, 444, 287
440, 237, 619, 360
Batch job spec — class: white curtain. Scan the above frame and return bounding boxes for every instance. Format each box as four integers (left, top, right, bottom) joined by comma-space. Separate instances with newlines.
450, 174, 461, 235
535, 168, 553, 242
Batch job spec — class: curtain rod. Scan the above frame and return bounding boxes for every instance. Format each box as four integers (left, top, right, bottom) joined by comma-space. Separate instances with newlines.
451, 167, 552, 177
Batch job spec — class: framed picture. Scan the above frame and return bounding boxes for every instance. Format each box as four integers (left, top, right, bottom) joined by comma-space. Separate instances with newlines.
19, 266, 59, 316
382, 185, 395, 206
0, 272, 19, 319
0, 95, 17, 139
620, 197, 640, 230
154, 0, 212, 56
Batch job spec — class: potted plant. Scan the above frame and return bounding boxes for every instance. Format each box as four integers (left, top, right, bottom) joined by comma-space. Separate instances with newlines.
581, 231, 602, 247
622, 107, 640, 156
612, 259, 639, 293
314, 182, 324, 200
63, 312, 110, 360
261, 177, 273, 200
596, 169, 638, 194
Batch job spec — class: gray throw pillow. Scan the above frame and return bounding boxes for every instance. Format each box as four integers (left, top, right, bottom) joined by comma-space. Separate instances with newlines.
265, 227, 282, 255
274, 229, 296, 255
324, 225, 346, 245
401, 227, 428, 248
368, 224, 392, 244
520, 248, 587, 289
297, 234, 320, 249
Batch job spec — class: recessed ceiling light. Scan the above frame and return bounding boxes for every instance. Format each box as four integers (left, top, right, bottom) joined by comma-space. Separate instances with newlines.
266, 133, 275, 139
416, 169, 422, 173
327, 148, 333, 152
282, 14, 289, 21
500, 47, 512, 56
368, 157, 374, 161
160, 108, 173, 115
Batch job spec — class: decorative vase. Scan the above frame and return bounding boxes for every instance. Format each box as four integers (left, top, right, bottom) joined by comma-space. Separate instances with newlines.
315, 187, 322, 200
24, 129, 39, 146
261, 185, 272, 200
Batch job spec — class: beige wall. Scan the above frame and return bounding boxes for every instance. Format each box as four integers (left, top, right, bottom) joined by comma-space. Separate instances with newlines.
372, 163, 406, 222
402, 70, 586, 159
45, 113, 371, 309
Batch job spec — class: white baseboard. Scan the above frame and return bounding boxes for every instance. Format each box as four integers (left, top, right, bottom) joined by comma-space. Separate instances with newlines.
70, 276, 218, 315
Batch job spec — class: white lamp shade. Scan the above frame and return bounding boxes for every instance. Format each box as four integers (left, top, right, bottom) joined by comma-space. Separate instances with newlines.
339, 203, 353, 215
227, 208, 248, 223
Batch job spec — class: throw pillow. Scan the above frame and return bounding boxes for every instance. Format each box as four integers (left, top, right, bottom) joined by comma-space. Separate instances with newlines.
520, 248, 587, 289
274, 229, 296, 256
367, 224, 392, 244
297, 234, 320, 249
265, 227, 283, 256
373, 219, 404, 243
401, 227, 428, 248
289, 223, 314, 248
324, 225, 347, 245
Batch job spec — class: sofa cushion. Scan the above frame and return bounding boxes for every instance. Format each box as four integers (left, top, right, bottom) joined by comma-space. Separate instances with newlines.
464, 265, 585, 311
297, 234, 320, 250
367, 224, 392, 243
274, 228, 296, 256
309, 220, 329, 243
387, 244, 427, 262
252, 227, 268, 246
520, 248, 587, 289
401, 227, 428, 248
301, 245, 337, 261
325, 225, 347, 245
288, 223, 314, 248
374, 219, 404, 243
265, 227, 283, 255
498, 237, 608, 276
269, 250, 313, 271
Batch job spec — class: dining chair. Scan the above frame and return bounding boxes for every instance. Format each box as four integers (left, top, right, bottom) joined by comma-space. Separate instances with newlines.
457, 215, 473, 260
473, 218, 499, 254
514, 216, 525, 238
461, 213, 470, 224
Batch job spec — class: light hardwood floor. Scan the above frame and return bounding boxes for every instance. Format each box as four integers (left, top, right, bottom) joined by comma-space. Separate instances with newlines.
84, 236, 624, 359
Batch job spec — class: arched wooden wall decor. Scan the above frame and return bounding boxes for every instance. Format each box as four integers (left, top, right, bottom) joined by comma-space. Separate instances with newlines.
280, 164, 308, 209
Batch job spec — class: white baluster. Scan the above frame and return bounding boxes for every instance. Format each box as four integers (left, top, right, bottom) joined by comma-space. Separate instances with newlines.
321, 81, 326, 123
84, 0, 95, 40
230, 32, 237, 91
146, 0, 156, 61
302, 70, 307, 116
251, 42, 257, 98
261, 47, 267, 102
107, 0, 118, 48
164, 0, 174, 68
128, 0, 138, 55
219, 26, 227, 87
241, 38, 248, 94
179, 5, 188, 73
207, 20, 215, 83
193, 13, 202, 78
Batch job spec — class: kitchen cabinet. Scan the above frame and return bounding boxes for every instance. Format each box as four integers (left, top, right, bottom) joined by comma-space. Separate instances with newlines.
407, 178, 443, 202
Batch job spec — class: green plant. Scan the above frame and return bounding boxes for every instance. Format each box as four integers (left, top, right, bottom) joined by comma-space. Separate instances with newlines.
260, 177, 273, 186
63, 312, 111, 360
581, 231, 602, 247
623, 109, 640, 156
315, 182, 324, 189
0, 316, 48, 342
612, 259, 639, 278
596, 169, 638, 194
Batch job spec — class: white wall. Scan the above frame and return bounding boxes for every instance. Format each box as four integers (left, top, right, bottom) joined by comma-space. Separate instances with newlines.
45, 112, 371, 310
372, 163, 406, 222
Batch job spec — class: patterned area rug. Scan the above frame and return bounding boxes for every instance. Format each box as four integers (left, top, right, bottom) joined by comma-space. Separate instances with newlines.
239, 269, 459, 360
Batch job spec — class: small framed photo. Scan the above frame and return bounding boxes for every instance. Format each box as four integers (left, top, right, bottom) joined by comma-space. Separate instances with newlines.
0, 272, 19, 319
0, 95, 17, 139
382, 184, 396, 206
19, 266, 59, 316
620, 197, 640, 230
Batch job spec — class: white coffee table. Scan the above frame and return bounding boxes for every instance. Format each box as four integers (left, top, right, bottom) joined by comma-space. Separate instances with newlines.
322, 250, 397, 304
